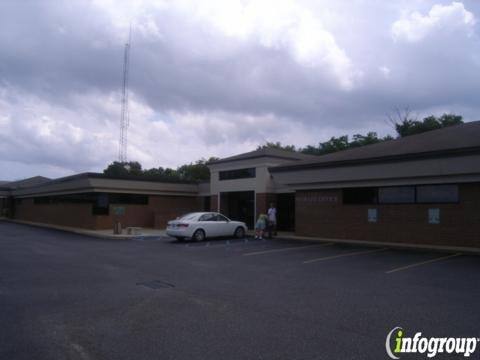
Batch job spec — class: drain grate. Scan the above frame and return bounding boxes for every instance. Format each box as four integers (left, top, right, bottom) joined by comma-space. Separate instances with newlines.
136, 280, 175, 289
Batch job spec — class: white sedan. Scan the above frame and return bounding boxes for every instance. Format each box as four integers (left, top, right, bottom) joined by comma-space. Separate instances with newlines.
166, 212, 247, 241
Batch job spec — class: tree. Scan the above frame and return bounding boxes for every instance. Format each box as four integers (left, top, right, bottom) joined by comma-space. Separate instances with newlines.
300, 133, 393, 156
103, 161, 143, 177
389, 108, 463, 137
256, 142, 297, 152
103, 157, 219, 182
177, 158, 218, 182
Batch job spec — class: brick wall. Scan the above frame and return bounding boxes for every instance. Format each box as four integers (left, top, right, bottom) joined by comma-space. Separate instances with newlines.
210, 195, 218, 212
14, 195, 201, 230
255, 193, 276, 216
14, 198, 96, 229
295, 183, 480, 248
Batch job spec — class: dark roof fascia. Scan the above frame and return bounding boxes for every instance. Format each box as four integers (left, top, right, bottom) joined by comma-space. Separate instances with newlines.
269, 146, 480, 173
86, 173, 197, 184
209, 154, 308, 166
12, 172, 197, 192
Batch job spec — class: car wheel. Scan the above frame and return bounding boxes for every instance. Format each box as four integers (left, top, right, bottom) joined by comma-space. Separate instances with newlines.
193, 229, 205, 242
175, 237, 185, 242
234, 226, 245, 239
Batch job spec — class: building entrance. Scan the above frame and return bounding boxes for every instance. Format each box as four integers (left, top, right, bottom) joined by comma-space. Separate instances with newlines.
276, 193, 295, 232
220, 191, 255, 229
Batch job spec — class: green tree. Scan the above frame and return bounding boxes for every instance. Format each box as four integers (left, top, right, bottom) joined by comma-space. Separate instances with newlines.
103, 157, 219, 182
256, 142, 297, 152
103, 161, 143, 177
393, 112, 463, 137
177, 158, 218, 182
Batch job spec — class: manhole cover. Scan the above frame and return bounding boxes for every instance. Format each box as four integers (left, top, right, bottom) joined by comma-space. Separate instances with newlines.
136, 280, 175, 289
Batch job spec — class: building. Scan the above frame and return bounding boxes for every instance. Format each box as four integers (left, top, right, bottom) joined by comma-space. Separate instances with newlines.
3, 173, 202, 230
2, 121, 480, 249
207, 148, 317, 229
270, 121, 480, 248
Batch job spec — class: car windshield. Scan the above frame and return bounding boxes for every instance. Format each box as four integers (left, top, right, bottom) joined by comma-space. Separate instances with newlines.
177, 213, 200, 221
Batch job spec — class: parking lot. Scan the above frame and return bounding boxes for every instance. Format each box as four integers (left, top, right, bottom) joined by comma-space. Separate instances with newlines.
1, 221, 479, 360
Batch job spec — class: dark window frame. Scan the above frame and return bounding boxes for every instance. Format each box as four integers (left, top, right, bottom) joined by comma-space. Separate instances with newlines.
219, 168, 256, 181
343, 184, 460, 205
378, 186, 416, 205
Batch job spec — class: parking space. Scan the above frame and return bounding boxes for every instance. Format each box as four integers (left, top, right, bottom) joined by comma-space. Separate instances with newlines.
172, 235, 470, 276
1, 221, 479, 360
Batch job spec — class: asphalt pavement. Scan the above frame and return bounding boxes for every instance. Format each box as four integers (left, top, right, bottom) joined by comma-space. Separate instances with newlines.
1, 221, 479, 360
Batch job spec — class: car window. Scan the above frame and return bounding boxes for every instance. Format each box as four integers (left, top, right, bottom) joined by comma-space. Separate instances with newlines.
178, 213, 200, 221
215, 214, 229, 222
199, 213, 216, 221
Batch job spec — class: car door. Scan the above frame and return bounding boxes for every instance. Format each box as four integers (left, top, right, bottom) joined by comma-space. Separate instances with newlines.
214, 214, 232, 236
198, 213, 218, 237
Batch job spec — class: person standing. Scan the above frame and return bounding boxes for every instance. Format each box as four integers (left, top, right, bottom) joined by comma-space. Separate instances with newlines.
267, 203, 277, 238
254, 214, 268, 240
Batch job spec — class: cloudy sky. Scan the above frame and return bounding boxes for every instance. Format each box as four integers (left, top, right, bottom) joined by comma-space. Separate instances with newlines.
1, 0, 479, 180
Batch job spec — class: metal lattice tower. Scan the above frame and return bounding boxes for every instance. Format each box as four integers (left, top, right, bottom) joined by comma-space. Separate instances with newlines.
119, 29, 131, 163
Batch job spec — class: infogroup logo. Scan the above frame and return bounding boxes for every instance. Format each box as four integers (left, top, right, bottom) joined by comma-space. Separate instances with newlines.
386, 327, 479, 359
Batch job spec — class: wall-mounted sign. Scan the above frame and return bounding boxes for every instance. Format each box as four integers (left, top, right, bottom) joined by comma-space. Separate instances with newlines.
428, 208, 440, 224
368, 208, 378, 223
298, 193, 338, 204
113, 206, 125, 216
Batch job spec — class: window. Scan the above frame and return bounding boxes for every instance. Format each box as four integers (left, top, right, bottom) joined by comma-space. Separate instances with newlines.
343, 188, 377, 204
199, 213, 216, 221
109, 194, 148, 204
416, 185, 459, 203
378, 186, 415, 204
179, 213, 201, 221
214, 214, 229, 222
93, 193, 109, 215
219, 168, 256, 181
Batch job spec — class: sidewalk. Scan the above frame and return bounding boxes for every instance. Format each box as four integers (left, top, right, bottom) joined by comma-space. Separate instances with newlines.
2, 219, 168, 240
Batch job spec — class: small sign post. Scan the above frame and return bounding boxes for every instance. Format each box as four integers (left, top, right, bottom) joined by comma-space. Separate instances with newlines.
112, 206, 125, 234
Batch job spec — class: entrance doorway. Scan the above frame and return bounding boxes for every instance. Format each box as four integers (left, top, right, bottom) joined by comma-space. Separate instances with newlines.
276, 193, 295, 231
220, 191, 255, 229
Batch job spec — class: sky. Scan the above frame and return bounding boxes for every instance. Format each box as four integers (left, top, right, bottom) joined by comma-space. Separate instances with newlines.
1, 0, 479, 180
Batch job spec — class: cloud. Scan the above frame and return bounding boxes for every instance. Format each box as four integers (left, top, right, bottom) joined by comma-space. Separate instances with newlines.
0, 0, 480, 180
392, 2, 476, 42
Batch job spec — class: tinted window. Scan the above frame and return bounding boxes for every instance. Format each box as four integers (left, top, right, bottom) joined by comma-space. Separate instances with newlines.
416, 185, 459, 203
179, 213, 201, 221
215, 214, 229, 222
219, 168, 256, 181
343, 188, 377, 204
379, 187, 415, 204
199, 213, 216, 221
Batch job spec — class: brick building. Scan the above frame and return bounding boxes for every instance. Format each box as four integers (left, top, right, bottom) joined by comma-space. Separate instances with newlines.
2, 121, 480, 249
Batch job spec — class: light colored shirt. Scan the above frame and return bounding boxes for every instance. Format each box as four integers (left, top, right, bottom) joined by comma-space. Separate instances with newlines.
268, 207, 277, 223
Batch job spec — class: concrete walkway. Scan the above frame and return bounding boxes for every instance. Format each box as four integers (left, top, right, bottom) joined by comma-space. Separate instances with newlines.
2, 219, 167, 240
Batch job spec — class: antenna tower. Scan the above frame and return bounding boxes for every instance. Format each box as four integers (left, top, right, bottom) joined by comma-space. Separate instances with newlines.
119, 28, 131, 163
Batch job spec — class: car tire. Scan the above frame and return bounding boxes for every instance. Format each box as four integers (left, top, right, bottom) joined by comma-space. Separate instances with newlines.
193, 229, 205, 242
234, 227, 245, 239
175, 237, 185, 242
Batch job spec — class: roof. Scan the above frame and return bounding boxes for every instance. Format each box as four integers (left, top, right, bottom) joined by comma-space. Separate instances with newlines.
209, 147, 317, 165
2, 176, 52, 190
10, 172, 199, 198
270, 121, 480, 172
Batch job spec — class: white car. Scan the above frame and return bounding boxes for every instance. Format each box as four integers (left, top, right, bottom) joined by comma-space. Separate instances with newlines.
166, 212, 247, 241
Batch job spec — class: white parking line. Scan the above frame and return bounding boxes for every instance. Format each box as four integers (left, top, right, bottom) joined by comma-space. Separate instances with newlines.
186, 239, 268, 248
385, 253, 462, 274
303, 247, 388, 264
243, 242, 334, 256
